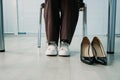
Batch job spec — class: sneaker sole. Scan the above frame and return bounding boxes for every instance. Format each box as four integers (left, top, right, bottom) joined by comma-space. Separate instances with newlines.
58, 54, 70, 57
46, 55, 57, 56
46, 53, 58, 56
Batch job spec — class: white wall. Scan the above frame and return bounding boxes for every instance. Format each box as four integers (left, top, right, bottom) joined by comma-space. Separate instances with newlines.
17, 0, 44, 34
3, 0, 18, 35
75, 0, 108, 35
116, 0, 120, 34
3, 0, 120, 35
86, 0, 108, 35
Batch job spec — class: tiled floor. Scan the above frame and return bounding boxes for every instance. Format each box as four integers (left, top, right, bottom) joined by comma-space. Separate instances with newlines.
0, 34, 120, 80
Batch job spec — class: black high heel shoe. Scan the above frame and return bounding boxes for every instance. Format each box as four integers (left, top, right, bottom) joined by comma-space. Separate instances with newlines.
92, 37, 107, 65
80, 37, 94, 65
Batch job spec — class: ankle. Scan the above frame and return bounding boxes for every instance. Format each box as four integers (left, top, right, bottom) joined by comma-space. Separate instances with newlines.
48, 41, 57, 46
60, 41, 69, 47
60, 40, 70, 45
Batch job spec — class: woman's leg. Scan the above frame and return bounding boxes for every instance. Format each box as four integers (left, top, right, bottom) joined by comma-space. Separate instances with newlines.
44, 0, 60, 45
60, 0, 79, 44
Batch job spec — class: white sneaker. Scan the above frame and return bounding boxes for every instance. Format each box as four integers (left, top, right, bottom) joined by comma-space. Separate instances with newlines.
45, 43, 58, 56
58, 41, 70, 57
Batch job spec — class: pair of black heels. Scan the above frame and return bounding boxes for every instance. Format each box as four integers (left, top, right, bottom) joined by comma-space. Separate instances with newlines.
80, 36, 107, 65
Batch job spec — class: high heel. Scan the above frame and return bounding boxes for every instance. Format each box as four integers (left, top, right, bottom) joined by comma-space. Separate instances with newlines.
80, 37, 94, 65
92, 37, 107, 65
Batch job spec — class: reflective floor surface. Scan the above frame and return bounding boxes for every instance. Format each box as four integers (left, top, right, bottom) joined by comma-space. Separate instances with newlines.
0, 34, 120, 80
